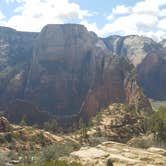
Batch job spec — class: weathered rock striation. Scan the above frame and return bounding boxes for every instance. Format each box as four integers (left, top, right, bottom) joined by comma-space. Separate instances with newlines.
1, 24, 165, 123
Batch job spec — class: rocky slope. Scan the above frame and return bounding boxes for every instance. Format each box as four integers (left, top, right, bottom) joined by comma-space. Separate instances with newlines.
0, 117, 165, 166
70, 103, 150, 145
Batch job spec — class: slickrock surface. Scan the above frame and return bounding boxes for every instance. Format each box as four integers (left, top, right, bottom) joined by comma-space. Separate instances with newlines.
69, 141, 166, 166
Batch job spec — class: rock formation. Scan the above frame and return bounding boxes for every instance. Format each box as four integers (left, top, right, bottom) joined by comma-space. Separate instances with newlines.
103, 35, 166, 100
2, 24, 165, 123
23, 24, 152, 119
24, 24, 110, 116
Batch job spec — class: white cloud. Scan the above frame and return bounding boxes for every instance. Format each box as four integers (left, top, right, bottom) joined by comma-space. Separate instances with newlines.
158, 18, 166, 30
160, 9, 166, 17
133, 0, 159, 15
107, 5, 130, 21
2, 0, 166, 41
4, 0, 91, 32
0, 10, 5, 20
102, 0, 166, 41
112, 5, 131, 15
80, 20, 102, 36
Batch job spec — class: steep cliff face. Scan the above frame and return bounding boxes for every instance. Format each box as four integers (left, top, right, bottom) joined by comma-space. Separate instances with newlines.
24, 24, 110, 115
103, 35, 166, 100
103, 35, 162, 66
23, 24, 151, 118
0, 26, 38, 107
80, 56, 132, 119
137, 52, 166, 100
0, 25, 153, 123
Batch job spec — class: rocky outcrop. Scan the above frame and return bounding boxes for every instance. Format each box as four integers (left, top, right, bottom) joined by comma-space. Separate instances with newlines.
82, 103, 149, 143
68, 141, 166, 166
124, 72, 152, 115
0, 116, 10, 132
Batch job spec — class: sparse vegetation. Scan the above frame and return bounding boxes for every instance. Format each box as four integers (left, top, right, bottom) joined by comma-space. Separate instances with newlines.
79, 118, 88, 140
44, 119, 58, 133
17, 160, 82, 166
145, 106, 166, 145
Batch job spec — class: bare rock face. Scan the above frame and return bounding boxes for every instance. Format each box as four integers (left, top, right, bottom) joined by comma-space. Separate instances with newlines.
103, 35, 166, 100
0, 26, 38, 107
23, 24, 151, 118
0, 24, 152, 123
80, 57, 135, 119
137, 52, 166, 100
103, 35, 161, 66
24, 24, 114, 116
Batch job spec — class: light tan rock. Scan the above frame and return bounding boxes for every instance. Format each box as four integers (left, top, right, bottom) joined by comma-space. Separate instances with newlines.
69, 141, 166, 166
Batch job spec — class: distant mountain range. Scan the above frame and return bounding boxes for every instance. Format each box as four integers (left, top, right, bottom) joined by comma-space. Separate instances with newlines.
0, 24, 165, 124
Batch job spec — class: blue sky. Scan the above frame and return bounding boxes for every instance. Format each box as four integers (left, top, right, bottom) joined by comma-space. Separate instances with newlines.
0, 0, 166, 40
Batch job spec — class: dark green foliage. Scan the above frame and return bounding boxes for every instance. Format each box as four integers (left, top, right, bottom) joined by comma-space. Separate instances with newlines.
32, 131, 47, 146
20, 117, 27, 126
146, 106, 166, 143
0, 111, 4, 117
0, 134, 6, 143
4, 133, 13, 142
44, 119, 58, 133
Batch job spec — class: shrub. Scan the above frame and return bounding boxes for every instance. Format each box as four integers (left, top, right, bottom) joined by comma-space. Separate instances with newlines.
44, 119, 58, 133
146, 106, 166, 144
39, 142, 80, 162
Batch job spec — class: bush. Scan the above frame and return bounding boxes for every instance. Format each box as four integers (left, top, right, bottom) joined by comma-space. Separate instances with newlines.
44, 119, 58, 133
146, 106, 166, 144
39, 142, 80, 162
